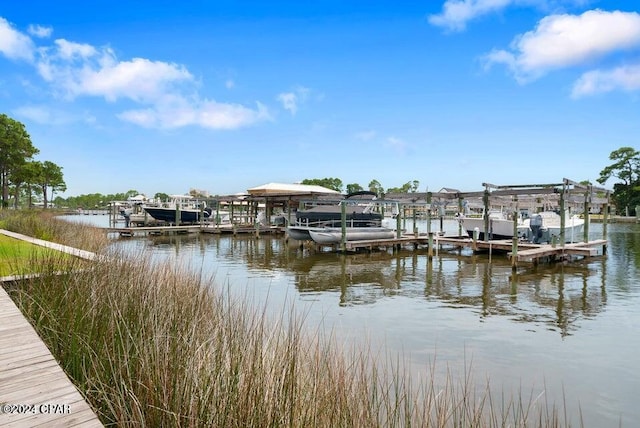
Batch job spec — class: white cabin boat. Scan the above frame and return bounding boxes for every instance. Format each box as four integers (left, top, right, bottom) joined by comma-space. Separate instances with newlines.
459, 210, 527, 240
459, 209, 585, 243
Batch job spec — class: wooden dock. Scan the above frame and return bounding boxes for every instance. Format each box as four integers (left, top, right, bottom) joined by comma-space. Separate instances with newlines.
309, 232, 607, 265
0, 230, 103, 427
0, 287, 102, 427
105, 224, 203, 237
106, 224, 284, 237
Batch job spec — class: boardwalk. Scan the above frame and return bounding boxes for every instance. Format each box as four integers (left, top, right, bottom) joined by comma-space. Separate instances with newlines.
1, 230, 102, 427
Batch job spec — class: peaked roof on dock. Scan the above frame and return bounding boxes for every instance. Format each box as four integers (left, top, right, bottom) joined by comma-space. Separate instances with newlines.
246, 182, 341, 196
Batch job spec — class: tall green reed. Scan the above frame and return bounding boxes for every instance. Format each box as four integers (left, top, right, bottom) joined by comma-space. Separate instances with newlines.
2, 211, 579, 427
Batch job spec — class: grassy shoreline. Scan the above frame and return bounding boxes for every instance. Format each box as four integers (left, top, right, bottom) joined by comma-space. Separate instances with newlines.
0, 210, 577, 427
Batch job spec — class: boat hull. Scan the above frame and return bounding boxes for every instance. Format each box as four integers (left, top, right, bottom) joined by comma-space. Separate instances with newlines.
287, 226, 323, 241
143, 207, 210, 224
460, 216, 527, 240
461, 212, 585, 243
308, 227, 396, 244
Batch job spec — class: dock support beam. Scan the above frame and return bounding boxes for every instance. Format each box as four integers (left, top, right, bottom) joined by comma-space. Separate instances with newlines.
603, 191, 609, 254
427, 192, 433, 259
511, 196, 518, 270
458, 196, 463, 237
560, 182, 566, 245
340, 201, 347, 253
583, 187, 590, 243
483, 187, 490, 240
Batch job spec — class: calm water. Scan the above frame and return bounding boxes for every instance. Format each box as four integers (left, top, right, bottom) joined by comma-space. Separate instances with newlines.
68, 215, 639, 427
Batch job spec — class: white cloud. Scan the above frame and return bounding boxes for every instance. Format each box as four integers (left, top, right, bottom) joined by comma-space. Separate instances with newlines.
385, 136, 411, 155
0, 17, 35, 61
13, 105, 93, 125
36, 41, 193, 103
119, 97, 271, 130
484, 10, 640, 82
0, 18, 270, 130
53, 39, 97, 60
277, 92, 298, 114
429, 0, 514, 32
27, 24, 52, 38
277, 85, 311, 115
355, 130, 377, 141
428, 1, 595, 32
572, 64, 640, 97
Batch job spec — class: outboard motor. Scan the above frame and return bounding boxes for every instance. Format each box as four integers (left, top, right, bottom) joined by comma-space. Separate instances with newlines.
529, 213, 543, 244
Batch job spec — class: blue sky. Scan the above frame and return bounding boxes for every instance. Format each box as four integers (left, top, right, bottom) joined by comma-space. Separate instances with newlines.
1, 1, 639, 197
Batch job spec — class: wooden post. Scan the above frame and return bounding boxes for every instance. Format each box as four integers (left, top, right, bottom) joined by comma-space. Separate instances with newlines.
427, 192, 433, 259
472, 227, 478, 252
396, 203, 402, 240
511, 196, 518, 270
483, 188, 490, 241
603, 191, 609, 254
175, 202, 180, 226
560, 183, 566, 246
458, 196, 463, 237
340, 201, 347, 253
583, 188, 590, 243
412, 205, 417, 236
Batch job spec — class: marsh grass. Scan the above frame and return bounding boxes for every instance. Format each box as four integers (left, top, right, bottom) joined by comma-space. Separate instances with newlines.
1, 210, 580, 427
0, 234, 77, 276
0, 209, 108, 252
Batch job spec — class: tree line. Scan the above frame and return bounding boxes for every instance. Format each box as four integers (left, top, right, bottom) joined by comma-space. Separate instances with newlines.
597, 147, 640, 215
2, 113, 638, 214
1, 114, 66, 209
300, 178, 420, 196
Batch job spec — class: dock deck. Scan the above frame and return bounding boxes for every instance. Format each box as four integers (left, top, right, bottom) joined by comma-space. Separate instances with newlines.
106, 224, 284, 237
309, 232, 607, 264
0, 229, 103, 427
0, 285, 103, 427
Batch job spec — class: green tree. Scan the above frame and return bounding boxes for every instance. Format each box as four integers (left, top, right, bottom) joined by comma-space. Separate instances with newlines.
598, 147, 640, 215
0, 114, 39, 208
125, 189, 140, 199
33, 160, 66, 208
9, 160, 40, 208
368, 179, 384, 198
386, 180, 420, 194
301, 177, 343, 192
154, 192, 170, 202
345, 183, 364, 194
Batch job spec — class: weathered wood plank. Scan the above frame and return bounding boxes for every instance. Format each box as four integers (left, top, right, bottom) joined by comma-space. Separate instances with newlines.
0, 285, 102, 427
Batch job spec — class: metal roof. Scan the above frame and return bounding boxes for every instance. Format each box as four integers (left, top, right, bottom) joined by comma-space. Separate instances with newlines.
246, 182, 341, 196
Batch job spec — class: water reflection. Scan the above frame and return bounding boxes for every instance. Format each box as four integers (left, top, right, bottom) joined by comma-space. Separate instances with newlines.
114, 229, 613, 338
289, 252, 405, 306
277, 246, 606, 337
65, 215, 640, 425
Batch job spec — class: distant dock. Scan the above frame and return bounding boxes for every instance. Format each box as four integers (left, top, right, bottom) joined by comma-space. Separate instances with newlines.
105, 223, 284, 237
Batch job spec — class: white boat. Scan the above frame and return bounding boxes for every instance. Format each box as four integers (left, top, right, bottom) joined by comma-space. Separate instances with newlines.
287, 191, 389, 241
522, 211, 585, 244
119, 197, 159, 226
308, 227, 396, 244
459, 209, 585, 243
459, 210, 528, 240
